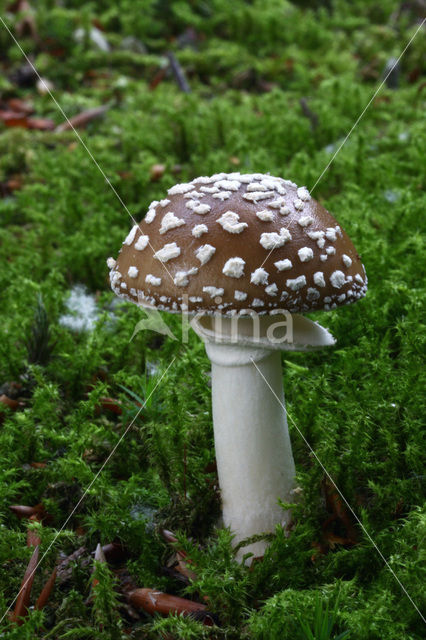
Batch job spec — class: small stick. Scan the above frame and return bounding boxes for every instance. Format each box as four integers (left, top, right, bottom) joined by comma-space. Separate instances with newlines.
166, 52, 191, 93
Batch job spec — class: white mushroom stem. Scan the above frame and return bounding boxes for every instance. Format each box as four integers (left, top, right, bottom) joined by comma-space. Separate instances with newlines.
191, 313, 335, 561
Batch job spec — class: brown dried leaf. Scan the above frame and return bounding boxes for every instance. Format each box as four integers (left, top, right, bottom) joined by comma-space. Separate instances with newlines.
0, 395, 19, 411
55, 105, 109, 132
11, 545, 39, 624
35, 567, 57, 611
27, 514, 42, 547
128, 588, 214, 625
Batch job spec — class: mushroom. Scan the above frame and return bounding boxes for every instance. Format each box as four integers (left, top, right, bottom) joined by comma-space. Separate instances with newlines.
108, 173, 367, 559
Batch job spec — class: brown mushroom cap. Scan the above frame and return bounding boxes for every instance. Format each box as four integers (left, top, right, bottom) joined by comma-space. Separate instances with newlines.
108, 172, 367, 315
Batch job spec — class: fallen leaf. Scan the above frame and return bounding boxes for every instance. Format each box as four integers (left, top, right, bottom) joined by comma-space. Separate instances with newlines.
5, 98, 33, 114
55, 105, 109, 132
97, 397, 123, 415
128, 588, 214, 625
35, 567, 57, 610
11, 545, 39, 624
9, 504, 45, 519
27, 117, 55, 130
27, 514, 42, 547
0, 394, 19, 411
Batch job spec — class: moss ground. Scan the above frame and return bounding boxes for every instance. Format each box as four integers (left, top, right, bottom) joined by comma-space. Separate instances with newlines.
0, 1, 425, 638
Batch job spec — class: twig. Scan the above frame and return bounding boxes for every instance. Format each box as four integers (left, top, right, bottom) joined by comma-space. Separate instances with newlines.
166, 52, 191, 93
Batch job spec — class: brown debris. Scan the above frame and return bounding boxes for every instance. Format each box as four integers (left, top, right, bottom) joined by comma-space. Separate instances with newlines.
55, 105, 109, 133
26, 514, 42, 547
9, 503, 46, 520
128, 588, 214, 625
97, 396, 123, 415
11, 545, 39, 624
34, 567, 57, 611
150, 163, 166, 182
0, 394, 19, 411
311, 477, 358, 561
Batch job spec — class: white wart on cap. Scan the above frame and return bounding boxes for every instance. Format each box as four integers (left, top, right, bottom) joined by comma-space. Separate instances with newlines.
108, 172, 367, 314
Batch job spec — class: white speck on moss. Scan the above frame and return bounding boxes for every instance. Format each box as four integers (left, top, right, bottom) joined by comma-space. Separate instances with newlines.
128, 266, 139, 278
342, 254, 352, 267
256, 209, 274, 221
59, 285, 99, 332
287, 275, 306, 291
135, 234, 150, 251
159, 212, 186, 234
145, 274, 161, 286
298, 247, 314, 262
223, 257, 245, 278
192, 224, 208, 237
234, 290, 247, 301
330, 270, 346, 288
314, 271, 326, 287
196, 244, 216, 265
275, 259, 292, 271
154, 242, 181, 262
123, 225, 138, 245
260, 228, 291, 250
217, 211, 248, 234
203, 286, 224, 298
251, 268, 269, 285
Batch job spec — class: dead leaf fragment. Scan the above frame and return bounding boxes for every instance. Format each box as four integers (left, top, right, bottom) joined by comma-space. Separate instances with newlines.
55, 105, 109, 132
11, 546, 39, 624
